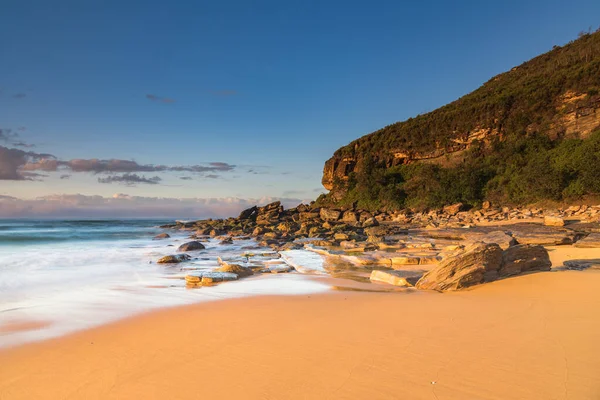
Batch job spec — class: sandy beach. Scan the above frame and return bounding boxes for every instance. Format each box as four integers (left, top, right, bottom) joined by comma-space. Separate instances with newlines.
1, 253, 599, 400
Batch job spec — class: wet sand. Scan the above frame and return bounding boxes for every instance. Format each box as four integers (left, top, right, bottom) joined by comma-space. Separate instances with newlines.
1, 266, 599, 399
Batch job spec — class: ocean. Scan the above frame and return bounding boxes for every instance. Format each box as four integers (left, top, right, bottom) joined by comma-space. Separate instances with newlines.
0, 219, 328, 348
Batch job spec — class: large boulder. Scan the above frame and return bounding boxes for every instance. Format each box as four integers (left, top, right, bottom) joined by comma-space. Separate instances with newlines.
416, 242, 553, 291
320, 208, 341, 221
157, 254, 191, 264
498, 244, 551, 277
415, 243, 503, 291
177, 241, 205, 252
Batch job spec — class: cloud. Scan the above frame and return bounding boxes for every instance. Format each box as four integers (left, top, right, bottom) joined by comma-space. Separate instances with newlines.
1, 141, 238, 181
0, 129, 18, 143
12, 93, 26, 99
146, 94, 175, 104
0, 127, 35, 148
12, 142, 36, 148
0, 194, 305, 219
0, 146, 56, 180
205, 174, 220, 179
19, 156, 236, 176
97, 173, 162, 185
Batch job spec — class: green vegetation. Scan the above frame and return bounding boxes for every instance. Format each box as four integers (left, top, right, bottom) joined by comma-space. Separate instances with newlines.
336, 128, 600, 210
336, 29, 600, 158
326, 29, 600, 210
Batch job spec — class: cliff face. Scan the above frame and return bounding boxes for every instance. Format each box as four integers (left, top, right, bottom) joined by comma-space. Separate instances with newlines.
322, 31, 600, 199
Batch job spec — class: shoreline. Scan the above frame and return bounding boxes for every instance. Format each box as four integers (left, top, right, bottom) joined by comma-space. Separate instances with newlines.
1, 268, 599, 399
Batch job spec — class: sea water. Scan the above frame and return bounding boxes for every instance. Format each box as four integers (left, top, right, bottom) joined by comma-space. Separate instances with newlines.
0, 220, 329, 348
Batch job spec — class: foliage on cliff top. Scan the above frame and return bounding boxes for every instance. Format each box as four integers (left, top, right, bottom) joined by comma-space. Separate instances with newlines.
335, 127, 600, 211
334, 29, 600, 158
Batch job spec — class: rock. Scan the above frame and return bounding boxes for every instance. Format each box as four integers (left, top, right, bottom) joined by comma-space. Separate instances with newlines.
186, 271, 238, 286
333, 233, 349, 241
390, 256, 420, 266
214, 262, 253, 277
177, 241, 205, 252
263, 264, 294, 273
370, 270, 415, 287
498, 244, 551, 277
153, 233, 170, 240
574, 233, 600, 248
341, 211, 358, 223
415, 243, 503, 291
511, 225, 574, 245
157, 254, 191, 264
443, 202, 464, 215
562, 260, 600, 270
544, 216, 565, 227
477, 231, 516, 250
362, 217, 379, 227
299, 211, 320, 221
320, 208, 342, 221
220, 237, 233, 245
237, 206, 258, 220
482, 201, 492, 210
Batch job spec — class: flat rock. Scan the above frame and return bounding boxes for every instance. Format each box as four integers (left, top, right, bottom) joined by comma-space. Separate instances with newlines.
185, 271, 238, 286
510, 225, 574, 245
476, 231, 516, 250
562, 259, 600, 270
153, 233, 170, 240
370, 270, 417, 287
214, 262, 253, 277
574, 233, 600, 248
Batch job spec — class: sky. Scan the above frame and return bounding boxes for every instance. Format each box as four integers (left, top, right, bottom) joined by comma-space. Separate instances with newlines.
1, 0, 599, 218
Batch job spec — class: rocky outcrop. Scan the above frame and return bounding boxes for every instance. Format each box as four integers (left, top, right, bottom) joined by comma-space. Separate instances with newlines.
415, 241, 552, 291
415, 243, 504, 291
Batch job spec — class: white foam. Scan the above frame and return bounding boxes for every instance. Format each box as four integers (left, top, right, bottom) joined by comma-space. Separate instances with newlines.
280, 250, 328, 274
0, 231, 329, 348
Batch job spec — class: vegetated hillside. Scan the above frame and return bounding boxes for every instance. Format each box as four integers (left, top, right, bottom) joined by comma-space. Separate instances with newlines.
321, 29, 600, 210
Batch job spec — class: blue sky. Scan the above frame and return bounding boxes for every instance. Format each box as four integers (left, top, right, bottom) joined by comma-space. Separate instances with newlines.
1, 0, 599, 217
